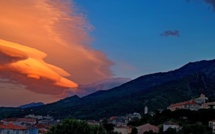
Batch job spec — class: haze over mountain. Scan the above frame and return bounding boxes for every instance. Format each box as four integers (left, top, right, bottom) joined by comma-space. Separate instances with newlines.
18, 102, 45, 109
77, 77, 131, 96
1, 59, 215, 120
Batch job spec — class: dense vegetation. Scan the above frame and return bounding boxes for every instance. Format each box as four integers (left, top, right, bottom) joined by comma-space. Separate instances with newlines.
47, 119, 119, 134
0, 107, 24, 119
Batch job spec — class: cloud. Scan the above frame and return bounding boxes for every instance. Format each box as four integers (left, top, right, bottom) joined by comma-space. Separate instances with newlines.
0, 39, 77, 95
0, 82, 59, 107
0, 0, 113, 97
187, 0, 215, 11
203, 0, 215, 10
160, 30, 180, 37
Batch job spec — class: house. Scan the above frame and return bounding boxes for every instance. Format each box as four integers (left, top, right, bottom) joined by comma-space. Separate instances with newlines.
17, 118, 37, 125
194, 94, 208, 104
2, 118, 37, 126
167, 99, 200, 111
209, 120, 215, 133
36, 124, 51, 134
167, 94, 212, 111
37, 116, 54, 125
25, 115, 54, 125
201, 102, 215, 109
87, 120, 100, 126
25, 114, 43, 120
0, 122, 38, 134
136, 123, 159, 134
114, 126, 131, 134
0, 118, 38, 134
109, 116, 128, 126
163, 122, 180, 132
126, 112, 142, 121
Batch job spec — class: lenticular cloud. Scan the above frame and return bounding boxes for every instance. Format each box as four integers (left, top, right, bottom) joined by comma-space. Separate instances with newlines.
0, 39, 77, 95
0, 0, 112, 96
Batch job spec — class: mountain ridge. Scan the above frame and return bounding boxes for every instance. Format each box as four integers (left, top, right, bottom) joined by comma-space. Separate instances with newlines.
1, 59, 215, 120
26, 59, 215, 119
77, 77, 131, 97
18, 102, 45, 109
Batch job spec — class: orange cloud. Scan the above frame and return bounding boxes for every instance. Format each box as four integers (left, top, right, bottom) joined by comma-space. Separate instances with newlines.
0, 0, 112, 83
0, 0, 112, 97
0, 39, 77, 95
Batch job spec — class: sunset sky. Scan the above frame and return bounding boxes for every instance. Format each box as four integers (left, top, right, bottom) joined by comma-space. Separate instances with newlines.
0, 0, 215, 106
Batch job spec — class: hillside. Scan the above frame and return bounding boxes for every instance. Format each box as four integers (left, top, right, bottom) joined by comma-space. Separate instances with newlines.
1, 59, 215, 120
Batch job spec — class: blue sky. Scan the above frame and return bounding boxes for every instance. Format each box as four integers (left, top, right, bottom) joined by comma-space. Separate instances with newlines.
74, 0, 215, 79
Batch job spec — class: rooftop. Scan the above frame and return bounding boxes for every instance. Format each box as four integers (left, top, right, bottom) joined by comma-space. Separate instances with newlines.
0, 123, 26, 130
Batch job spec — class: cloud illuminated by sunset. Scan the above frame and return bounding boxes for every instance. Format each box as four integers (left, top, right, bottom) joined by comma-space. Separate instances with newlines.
0, 0, 112, 96
0, 39, 77, 95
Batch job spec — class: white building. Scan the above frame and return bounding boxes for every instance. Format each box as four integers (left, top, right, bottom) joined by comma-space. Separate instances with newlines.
194, 94, 208, 104
209, 120, 215, 133
109, 116, 128, 126
25, 114, 43, 120
163, 122, 180, 132
144, 106, 148, 114
126, 113, 141, 121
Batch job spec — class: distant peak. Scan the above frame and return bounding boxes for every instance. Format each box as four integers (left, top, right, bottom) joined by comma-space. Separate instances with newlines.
18, 102, 44, 109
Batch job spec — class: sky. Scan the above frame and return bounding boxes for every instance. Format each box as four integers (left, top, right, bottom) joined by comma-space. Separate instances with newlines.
74, 0, 215, 79
0, 0, 215, 106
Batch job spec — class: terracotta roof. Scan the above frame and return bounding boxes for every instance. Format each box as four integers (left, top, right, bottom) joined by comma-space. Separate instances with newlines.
36, 124, 51, 129
169, 99, 197, 107
0, 123, 26, 130
110, 116, 118, 120
137, 123, 159, 132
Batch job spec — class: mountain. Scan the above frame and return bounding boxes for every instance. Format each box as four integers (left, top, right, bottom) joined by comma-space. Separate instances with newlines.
2, 59, 215, 120
18, 102, 45, 109
77, 77, 131, 96
24, 59, 215, 119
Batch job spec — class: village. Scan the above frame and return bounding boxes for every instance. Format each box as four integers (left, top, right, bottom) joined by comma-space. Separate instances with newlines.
1, 94, 215, 134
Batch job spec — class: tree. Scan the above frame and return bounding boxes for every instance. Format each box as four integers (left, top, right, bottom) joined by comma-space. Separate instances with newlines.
162, 128, 177, 134
127, 117, 140, 126
101, 119, 115, 132
47, 119, 106, 134
144, 130, 157, 134
179, 124, 209, 134
131, 127, 138, 134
